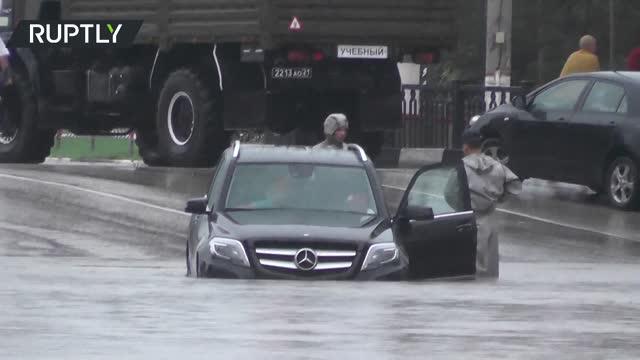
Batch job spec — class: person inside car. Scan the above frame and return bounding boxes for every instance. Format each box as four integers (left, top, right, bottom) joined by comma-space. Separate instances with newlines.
345, 192, 376, 224
313, 113, 349, 150
248, 175, 293, 209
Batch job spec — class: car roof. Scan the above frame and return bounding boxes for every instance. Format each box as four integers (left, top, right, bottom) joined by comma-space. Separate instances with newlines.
233, 144, 366, 166
563, 71, 640, 85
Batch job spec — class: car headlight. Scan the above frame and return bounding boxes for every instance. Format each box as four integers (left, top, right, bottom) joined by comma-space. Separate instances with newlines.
361, 243, 399, 271
469, 115, 481, 126
209, 237, 250, 267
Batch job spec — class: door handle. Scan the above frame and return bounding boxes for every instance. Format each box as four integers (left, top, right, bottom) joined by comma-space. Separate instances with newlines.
608, 121, 617, 128
456, 224, 475, 233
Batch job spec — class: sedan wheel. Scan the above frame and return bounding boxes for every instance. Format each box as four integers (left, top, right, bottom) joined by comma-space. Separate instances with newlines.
482, 139, 510, 165
606, 157, 639, 210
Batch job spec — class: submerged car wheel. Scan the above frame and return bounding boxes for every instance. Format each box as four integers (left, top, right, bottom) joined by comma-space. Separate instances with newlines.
606, 156, 639, 210
482, 139, 510, 165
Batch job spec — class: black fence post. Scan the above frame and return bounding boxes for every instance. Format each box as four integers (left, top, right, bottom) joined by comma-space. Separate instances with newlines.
451, 81, 466, 149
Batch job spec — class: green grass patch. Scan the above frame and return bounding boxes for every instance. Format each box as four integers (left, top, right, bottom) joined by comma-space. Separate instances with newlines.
50, 137, 141, 161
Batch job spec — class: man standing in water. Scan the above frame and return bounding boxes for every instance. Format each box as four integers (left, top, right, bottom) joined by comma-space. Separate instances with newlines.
445, 130, 522, 278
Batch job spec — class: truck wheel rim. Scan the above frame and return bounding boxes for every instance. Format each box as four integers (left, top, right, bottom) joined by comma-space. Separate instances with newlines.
167, 92, 195, 146
483, 145, 509, 164
0, 108, 18, 145
610, 163, 635, 204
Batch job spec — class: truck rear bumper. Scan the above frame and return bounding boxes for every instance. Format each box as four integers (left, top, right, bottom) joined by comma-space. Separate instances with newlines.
223, 89, 402, 132
223, 60, 402, 132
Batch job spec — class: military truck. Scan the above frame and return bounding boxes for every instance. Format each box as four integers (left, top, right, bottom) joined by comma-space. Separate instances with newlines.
0, 0, 455, 166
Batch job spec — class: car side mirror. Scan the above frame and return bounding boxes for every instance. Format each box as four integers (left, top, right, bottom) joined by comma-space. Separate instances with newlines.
185, 197, 209, 214
402, 205, 435, 221
512, 95, 527, 110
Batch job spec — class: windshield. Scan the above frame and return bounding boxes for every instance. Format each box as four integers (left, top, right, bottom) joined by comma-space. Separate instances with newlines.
225, 163, 378, 217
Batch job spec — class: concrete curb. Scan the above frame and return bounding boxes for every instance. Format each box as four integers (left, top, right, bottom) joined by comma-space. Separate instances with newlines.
376, 147, 462, 169
45, 157, 146, 167
399, 148, 445, 168
47, 147, 460, 169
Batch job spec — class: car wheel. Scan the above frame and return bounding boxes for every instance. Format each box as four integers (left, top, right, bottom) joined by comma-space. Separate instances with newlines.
482, 139, 510, 165
606, 156, 639, 210
136, 124, 169, 166
156, 68, 230, 167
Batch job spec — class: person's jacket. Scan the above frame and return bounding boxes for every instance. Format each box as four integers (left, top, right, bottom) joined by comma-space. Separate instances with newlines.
445, 153, 522, 214
560, 50, 600, 77
628, 48, 640, 71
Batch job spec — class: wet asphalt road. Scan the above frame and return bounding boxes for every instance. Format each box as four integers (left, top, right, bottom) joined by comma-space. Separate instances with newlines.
1, 163, 639, 359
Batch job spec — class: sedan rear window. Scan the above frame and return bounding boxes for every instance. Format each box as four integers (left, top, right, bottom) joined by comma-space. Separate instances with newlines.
582, 82, 626, 113
225, 164, 378, 216
530, 80, 589, 112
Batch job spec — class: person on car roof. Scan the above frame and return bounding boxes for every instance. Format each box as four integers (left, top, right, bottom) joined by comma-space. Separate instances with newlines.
445, 129, 522, 278
313, 113, 349, 150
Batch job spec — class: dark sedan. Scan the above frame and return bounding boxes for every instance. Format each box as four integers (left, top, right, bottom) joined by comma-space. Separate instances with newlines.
470, 71, 640, 209
184, 142, 478, 280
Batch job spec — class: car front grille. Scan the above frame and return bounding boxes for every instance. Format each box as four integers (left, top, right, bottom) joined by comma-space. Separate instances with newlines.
253, 242, 358, 276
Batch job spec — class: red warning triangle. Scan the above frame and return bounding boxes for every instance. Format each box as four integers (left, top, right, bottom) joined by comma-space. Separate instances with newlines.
289, 16, 303, 31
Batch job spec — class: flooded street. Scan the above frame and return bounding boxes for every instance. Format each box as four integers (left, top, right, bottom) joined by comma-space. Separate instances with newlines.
1, 164, 639, 359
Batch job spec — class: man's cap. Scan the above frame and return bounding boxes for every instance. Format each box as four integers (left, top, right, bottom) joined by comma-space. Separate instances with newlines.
323, 113, 349, 136
461, 129, 483, 148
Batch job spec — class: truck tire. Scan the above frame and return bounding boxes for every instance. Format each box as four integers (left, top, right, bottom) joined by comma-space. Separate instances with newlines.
0, 73, 54, 163
156, 69, 229, 167
136, 126, 169, 166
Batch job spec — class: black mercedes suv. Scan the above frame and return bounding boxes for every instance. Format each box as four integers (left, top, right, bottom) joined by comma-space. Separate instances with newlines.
184, 142, 477, 280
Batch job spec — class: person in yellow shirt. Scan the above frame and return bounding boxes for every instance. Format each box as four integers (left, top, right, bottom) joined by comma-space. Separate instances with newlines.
560, 35, 601, 77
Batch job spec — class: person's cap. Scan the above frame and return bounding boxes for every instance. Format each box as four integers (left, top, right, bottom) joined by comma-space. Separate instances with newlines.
461, 129, 483, 148
323, 113, 349, 136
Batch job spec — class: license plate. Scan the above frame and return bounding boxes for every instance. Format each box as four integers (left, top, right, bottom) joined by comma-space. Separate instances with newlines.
337, 45, 388, 59
271, 67, 312, 79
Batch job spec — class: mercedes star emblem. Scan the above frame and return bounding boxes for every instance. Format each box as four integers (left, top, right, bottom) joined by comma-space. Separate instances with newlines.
294, 248, 318, 271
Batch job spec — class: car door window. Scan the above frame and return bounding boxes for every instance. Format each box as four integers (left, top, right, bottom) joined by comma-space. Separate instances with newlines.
407, 166, 470, 215
582, 82, 626, 113
617, 95, 628, 114
530, 80, 589, 112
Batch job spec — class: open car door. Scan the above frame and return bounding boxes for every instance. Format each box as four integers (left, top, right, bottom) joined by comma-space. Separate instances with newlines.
394, 161, 477, 279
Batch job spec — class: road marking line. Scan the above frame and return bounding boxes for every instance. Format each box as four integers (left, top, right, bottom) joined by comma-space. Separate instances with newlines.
0, 173, 189, 217
0, 172, 628, 240
381, 184, 625, 239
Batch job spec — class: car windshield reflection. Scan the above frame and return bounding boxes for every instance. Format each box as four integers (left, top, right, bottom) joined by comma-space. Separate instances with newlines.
225, 163, 378, 224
